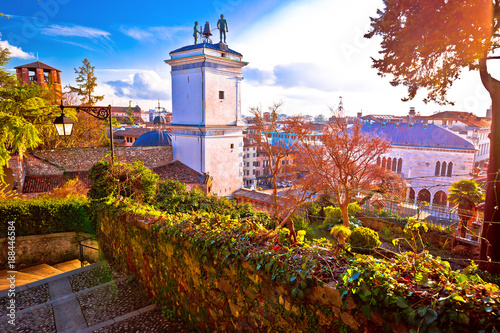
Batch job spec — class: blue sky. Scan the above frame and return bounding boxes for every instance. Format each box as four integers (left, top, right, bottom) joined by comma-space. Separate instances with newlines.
1, 0, 494, 117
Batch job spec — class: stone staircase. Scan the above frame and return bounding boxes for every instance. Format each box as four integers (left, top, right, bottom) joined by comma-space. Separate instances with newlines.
0, 259, 84, 291
0, 261, 186, 332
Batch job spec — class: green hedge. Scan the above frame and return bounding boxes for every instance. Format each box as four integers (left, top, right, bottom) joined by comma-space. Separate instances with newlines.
0, 198, 94, 237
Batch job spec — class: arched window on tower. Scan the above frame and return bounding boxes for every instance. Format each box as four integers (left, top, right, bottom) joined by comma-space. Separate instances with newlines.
447, 162, 453, 177
441, 161, 447, 176
387, 158, 392, 170
377, 156, 381, 167
382, 157, 386, 169
435, 161, 440, 176
397, 158, 403, 173
392, 157, 397, 172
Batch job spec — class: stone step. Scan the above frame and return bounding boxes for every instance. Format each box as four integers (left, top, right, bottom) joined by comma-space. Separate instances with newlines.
0, 270, 40, 290
53, 259, 82, 272
20, 263, 65, 279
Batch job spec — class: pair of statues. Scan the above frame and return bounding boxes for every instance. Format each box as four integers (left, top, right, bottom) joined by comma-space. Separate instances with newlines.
194, 14, 228, 44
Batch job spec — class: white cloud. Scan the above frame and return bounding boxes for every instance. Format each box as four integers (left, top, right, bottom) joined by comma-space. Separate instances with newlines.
41, 25, 111, 40
0, 33, 34, 59
232, 0, 491, 117
120, 26, 190, 41
120, 27, 154, 40
104, 70, 170, 103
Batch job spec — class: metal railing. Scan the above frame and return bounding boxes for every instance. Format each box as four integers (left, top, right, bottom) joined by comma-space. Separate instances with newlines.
361, 197, 483, 243
78, 235, 100, 267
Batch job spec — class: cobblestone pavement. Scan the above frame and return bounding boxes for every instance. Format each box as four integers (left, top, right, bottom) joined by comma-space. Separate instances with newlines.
0, 262, 188, 332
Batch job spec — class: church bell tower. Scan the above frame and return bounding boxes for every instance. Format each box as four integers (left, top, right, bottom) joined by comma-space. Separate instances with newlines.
165, 38, 247, 196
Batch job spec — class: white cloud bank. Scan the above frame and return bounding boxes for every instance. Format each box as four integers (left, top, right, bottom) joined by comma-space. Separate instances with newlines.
0, 33, 34, 59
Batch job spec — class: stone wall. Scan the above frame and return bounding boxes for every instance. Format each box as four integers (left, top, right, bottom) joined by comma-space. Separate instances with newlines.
0, 232, 99, 269
98, 212, 409, 332
27, 146, 173, 175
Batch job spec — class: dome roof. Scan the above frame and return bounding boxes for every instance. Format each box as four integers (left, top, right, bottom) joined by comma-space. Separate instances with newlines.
133, 130, 172, 147
153, 115, 166, 124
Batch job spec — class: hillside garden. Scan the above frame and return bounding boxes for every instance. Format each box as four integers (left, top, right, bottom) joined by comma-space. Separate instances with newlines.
0, 161, 499, 332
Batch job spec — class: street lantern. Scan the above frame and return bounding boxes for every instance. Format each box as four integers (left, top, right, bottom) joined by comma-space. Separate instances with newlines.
53, 112, 74, 136
54, 100, 115, 162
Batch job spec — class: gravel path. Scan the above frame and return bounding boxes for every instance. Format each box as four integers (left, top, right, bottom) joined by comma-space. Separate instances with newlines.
0, 263, 189, 332
0, 303, 56, 333
78, 277, 151, 326
69, 264, 114, 293
0, 284, 51, 316
92, 307, 188, 333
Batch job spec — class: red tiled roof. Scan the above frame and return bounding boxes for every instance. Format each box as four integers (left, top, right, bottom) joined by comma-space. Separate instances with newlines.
427, 111, 491, 127
22, 171, 92, 194
65, 171, 92, 187
153, 161, 205, 184
23, 175, 64, 193
111, 106, 142, 113
14, 61, 61, 71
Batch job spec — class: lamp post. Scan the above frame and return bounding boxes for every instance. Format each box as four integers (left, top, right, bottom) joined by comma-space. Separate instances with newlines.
54, 100, 115, 163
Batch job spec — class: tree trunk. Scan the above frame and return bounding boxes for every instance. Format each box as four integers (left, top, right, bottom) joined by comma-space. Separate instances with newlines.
340, 201, 350, 228
479, 59, 500, 273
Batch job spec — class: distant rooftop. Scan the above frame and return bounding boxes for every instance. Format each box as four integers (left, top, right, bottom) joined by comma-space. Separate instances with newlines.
360, 122, 476, 150
170, 43, 242, 57
427, 111, 491, 128
153, 161, 206, 184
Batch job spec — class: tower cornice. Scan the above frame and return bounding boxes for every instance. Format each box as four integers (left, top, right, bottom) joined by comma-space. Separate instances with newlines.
165, 54, 248, 68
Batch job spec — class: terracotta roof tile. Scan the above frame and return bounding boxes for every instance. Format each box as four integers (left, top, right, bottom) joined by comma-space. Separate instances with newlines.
153, 161, 204, 184
22, 171, 92, 194
23, 175, 64, 193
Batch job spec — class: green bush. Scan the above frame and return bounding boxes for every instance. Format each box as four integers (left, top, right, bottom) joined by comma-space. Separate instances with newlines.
330, 225, 351, 245
324, 203, 363, 229
88, 160, 159, 204
349, 226, 381, 249
323, 206, 342, 227
341, 255, 500, 332
154, 179, 272, 226
0, 198, 94, 236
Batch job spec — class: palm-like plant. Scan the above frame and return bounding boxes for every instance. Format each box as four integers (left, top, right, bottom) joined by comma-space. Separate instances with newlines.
448, 180, 485, 238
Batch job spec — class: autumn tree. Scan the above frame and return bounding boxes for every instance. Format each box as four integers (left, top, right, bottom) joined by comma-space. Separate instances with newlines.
365, 0, 500, 272
67, 58, 104, 106
248, 101, 302, 217
295, 115, 392, 228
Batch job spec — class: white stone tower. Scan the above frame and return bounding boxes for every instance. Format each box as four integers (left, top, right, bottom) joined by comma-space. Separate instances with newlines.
165, 42, 247, 196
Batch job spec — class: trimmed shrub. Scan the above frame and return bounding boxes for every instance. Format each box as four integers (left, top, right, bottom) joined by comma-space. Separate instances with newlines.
0, 198, 93, 237
350, 226, 381, 249
324, 203, 363, 229
330, 225, 351, 245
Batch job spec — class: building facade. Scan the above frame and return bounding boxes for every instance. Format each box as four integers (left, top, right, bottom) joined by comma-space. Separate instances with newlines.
165, 43, 247, 196
362, 122, 477, 208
